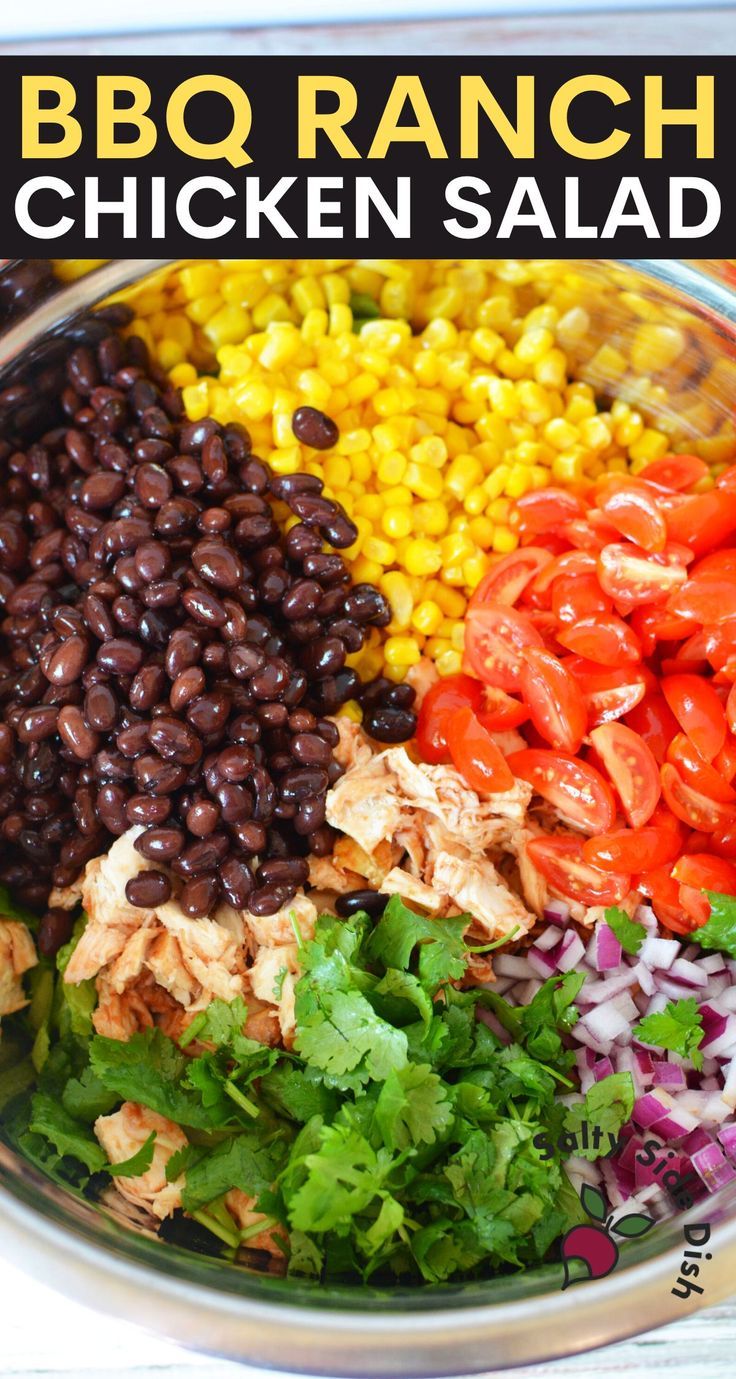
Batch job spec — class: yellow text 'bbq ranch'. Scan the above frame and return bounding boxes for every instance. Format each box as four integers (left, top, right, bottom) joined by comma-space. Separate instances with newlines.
21, 74, 716, 170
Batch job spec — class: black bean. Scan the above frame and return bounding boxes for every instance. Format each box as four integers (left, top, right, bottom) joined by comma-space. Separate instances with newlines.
343, 585, 392, 627
38, 907, 75, 957
300, 637, 346, 680
291, 732, 333, 767
126, 794, 172, 826
291, 406, 339, 450
248, 882, 295, 916
335, 889, 389, 919
125, 870, 172, 908
134, 826, 185, 862
148, 716, 203, 765
364, 707, 418, 742
280, 767, 328, 802
180, 874, 219, 917
220, 856, 254, 909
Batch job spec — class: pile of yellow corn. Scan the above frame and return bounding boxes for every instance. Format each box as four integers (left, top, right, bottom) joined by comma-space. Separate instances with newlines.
56, 259, 736, 682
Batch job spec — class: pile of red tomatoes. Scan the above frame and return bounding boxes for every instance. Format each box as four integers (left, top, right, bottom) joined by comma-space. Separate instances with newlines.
415, 453, 736, 936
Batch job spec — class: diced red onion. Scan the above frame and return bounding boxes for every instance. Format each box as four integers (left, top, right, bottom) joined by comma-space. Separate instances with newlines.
681, 1126, 714, 1157
717, 1123, 736, 1159
593, 1056, 615, 1081
532, 927, 562, 953
699, 954, 728, 976
527, 946, 558, 978
722, 1058, 736, 1110
691, 1142, 736, 1192
511, 978, 543, 1004
577, 971, 638, 1005
594, 923, 623, 972
556, 930, 586, 972
581, 1004, 632, 1043
654, 976, 705, 1003
639, 936, 680, 971
652, 1062, 687, 1089
494, 955, 533, 980
543, 899, 570, 925
650, 1105, 701, 1139
633, 1090, 678, 1128
476, 1006, 512, 1044
669, 958, 709, 989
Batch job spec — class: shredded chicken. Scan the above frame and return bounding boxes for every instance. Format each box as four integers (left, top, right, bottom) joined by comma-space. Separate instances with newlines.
0, 921, 37, 1021
325, 736, 537, 941
250, 943, 300, 1045
225, 1188, 286, 1254
94, 1102, 188, 1220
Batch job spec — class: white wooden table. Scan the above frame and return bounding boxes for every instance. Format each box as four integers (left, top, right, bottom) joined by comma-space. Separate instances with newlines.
1, 1249, 735, 1379
1, 5, 736, 1376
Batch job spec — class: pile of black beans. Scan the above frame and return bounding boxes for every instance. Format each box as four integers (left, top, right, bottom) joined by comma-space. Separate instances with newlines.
0, 325, 417, 947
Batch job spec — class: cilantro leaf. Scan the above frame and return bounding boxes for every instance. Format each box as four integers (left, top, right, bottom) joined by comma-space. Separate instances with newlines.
62, 1065, 118, 1124
182, 1133, 287, 1213
635, 998, 704, 1070
103, 1131, 156, 1179
563, 1072, 635, 1160
90, 1029, 238, 1129
56, 915, 97, 1040
604, 906, 647, 956
29, 1092, 106, 1174
295, 988, 408, 1089
690, 891, 736, 960
285, 1121, 396, 1235
366, 894, 470, 991
260, 1062, 339, 1125
374, 1063, 454, 1151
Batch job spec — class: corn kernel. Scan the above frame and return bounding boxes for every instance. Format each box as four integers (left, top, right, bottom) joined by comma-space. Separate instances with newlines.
492, 526, 520, 553
384, 636, 422, 668
381, 571, 414, 630
363, 536, 397, 566
404, 539, 443, 577
381, 507, 413, 540
412, 600, 444, 636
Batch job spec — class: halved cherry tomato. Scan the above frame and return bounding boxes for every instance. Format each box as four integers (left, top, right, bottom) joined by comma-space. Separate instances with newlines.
513, 488, 585, 541
526, 835, 631, 906
661, 673, 727, 762
519, 647, 587, 753
666, 732, 736, 804
667, 575, 736, 625
597, 543, 687, 608
630, 605, 698, 653
589, 722, 661, 828
445, 707, 515, 795
624, 691, 679, 764
469, 547, 552, 608
673, 852, 736, 894
714, 732, 736, 784
477, 686, 529, 731
660, 762, 736, 832
557, 614, 642, 668
597, 480, 668, 553
551, 573, 611, 625
530, 549, 597, 601
640, 454, 708, 491
464, 602, 543, 692
673, 853, 736, 928
689, 550, 736, 581
638, 864, 692, 934
415, 674, 484, 764
665, 489, 736, 556
507, 748, 616, 833
582, 825, 682, 872
711, 820, 736, 859
726, 682, 736, 737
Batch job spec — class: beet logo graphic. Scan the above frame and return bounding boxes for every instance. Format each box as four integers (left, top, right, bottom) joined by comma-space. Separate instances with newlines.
560, 1184, 654, 1289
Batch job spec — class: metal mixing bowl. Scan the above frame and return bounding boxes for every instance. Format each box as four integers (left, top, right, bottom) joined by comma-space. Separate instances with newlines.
1, 259, 736, 1377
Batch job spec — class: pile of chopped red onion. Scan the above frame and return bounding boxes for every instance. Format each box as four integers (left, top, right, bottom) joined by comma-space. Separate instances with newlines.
492, 902, 736, 1217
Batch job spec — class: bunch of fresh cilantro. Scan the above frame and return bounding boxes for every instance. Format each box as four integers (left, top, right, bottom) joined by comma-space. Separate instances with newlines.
0, 895, 636, 1285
